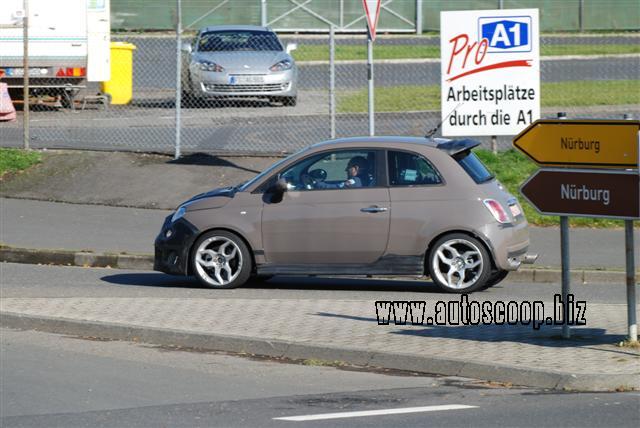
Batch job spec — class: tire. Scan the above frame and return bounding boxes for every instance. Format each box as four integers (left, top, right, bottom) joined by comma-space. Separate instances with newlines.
251, 274, 274, 283
283, 96, 297, 107
181, 89, 193, 107
191, 230, 252, 289
484, 269, 509, 289
427, 233, 492, 293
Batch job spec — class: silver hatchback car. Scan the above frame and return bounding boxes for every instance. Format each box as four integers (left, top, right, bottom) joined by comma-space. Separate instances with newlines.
155, 137, 536, 293
181, 25, 298, 106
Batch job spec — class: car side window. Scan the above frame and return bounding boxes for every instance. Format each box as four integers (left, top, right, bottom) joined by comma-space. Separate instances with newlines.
279, 150, 377, 191
388, 151, 442, 186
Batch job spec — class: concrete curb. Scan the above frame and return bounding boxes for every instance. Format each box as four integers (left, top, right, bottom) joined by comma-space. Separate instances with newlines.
2, 245, 636, 284
1, 312, 636, 392
0, 246, 153, 271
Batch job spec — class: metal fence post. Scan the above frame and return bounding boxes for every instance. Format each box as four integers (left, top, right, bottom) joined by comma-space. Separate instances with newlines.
23, 0, 29, 150
367, 26, 374, 136
175, 0, 182, 159
416, 0, 422, 35
261, 0, 267, 27
329, 25, 336, 139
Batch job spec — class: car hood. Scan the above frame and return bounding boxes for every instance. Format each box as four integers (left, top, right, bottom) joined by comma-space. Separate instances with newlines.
193, 51, 291, 73
181, 186, 237, 211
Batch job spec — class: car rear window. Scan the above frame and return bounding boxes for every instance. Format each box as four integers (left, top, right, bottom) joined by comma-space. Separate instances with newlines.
454, 150, 494, 184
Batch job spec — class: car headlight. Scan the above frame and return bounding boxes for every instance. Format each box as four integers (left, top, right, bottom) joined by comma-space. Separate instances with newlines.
270, 59, 293, 72
171, 206, 186, 223
197, 61, 224, 72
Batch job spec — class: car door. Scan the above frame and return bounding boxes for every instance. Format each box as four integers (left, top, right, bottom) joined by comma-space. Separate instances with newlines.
385, 149, 449, 256
261, 149, 390, 265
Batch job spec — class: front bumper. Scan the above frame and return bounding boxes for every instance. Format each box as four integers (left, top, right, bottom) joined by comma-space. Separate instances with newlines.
153, 215, 200, 276
191, 68, 297, 98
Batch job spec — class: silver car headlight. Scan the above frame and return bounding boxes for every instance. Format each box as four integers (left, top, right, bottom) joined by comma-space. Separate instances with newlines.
197, 61, 224, 72
171, 206, 186, 223
270, 59, 293, 72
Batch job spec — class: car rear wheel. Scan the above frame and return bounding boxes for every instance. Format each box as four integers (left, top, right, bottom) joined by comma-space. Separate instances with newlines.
191, 231, 252, 289
484, 269, 509, 289
427, 233, 491, 293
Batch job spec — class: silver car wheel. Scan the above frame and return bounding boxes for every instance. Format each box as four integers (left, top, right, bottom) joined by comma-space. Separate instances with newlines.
194, 236, 242, 287
432, 238, 484, 290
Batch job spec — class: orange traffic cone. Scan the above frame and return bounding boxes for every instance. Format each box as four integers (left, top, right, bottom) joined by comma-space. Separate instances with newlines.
0, 82, 17, 122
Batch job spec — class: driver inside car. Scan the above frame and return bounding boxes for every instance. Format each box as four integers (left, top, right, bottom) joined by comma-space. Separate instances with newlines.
302, 156, 367, 190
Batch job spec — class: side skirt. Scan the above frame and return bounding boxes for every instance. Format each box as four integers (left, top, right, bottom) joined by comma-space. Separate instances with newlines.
256, 254, 424, 276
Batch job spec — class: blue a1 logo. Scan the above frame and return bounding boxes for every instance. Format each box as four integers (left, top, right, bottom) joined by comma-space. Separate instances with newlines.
478, 16, 532, 53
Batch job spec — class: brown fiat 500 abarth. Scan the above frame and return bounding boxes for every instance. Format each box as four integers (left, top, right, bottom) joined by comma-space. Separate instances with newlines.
155, 136, 536, 293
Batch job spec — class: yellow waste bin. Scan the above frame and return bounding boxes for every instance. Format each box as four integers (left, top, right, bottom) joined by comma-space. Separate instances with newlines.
100, 42, 136, 105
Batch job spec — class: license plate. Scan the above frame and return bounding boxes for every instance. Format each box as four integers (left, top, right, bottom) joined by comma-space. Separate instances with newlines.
228, 75, 264, 84
2, 68, 45, 77
509, 203, 522, 217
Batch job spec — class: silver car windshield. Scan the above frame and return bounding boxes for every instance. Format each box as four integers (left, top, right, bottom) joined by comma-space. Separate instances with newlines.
198, 30, 283, 52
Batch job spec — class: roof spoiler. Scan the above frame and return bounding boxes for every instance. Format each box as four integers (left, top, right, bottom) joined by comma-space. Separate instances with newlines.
436, 139, 481, 156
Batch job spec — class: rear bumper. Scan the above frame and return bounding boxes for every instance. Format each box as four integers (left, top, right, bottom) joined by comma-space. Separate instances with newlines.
482, 219, 532, 271
153, 215, 200, 276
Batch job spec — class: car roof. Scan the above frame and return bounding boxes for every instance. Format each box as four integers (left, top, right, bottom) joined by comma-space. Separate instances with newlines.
309, 136, 479, 153
200, 25, 271, 33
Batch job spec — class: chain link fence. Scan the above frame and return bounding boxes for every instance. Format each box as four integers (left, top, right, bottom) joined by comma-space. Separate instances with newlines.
1, 30, 639, 155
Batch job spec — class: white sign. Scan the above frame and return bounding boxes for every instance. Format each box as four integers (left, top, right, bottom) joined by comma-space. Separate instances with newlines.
440, 9, 540, 136
362, 0, 381, 41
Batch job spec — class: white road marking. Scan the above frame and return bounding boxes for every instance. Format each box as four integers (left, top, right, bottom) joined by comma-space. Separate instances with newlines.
273, 404, 478, 422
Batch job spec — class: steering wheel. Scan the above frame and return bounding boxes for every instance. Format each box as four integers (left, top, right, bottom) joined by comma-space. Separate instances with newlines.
300, 173, 316, 188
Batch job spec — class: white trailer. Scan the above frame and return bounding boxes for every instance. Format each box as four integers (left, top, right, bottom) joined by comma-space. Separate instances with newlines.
0, 0, 110, 105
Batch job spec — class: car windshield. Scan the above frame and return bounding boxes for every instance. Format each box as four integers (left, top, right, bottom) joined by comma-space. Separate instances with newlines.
198, 30, 283, 52
238, 149, 305, 192
454, 150, 494, 184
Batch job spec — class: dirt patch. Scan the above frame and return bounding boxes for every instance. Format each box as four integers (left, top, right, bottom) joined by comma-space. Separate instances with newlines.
0, 150, 281, 209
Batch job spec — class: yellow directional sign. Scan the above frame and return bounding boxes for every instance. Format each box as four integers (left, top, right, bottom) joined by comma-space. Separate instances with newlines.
513, 119, 639, 168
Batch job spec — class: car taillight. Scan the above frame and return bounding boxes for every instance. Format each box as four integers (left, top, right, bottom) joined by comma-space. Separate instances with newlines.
483, 199, 510, 224
55, 67, 86, 77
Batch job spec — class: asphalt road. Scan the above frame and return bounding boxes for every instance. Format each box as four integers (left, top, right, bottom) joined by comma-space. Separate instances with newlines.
2, 327, 639, 427
2, 197, 639, 270
2, 105, 635, 154
1, 262, 636, 304
121, 37, 640, 90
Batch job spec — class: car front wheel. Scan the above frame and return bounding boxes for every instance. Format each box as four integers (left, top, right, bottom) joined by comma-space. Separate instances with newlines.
427, 233, 492, 293
191, 230, 252, 289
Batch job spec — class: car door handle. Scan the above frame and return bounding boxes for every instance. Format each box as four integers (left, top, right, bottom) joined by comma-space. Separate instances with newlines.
361, 206, 388, 213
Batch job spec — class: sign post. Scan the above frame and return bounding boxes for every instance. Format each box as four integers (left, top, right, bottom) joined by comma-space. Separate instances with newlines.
362, 0, 380, 136
515, 117, 640, 341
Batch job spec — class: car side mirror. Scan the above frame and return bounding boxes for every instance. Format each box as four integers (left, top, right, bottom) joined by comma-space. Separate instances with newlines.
286, 43, 297, 54
181, 42, 192, 53
273, 177, 288, 193
265, 177, 288, 204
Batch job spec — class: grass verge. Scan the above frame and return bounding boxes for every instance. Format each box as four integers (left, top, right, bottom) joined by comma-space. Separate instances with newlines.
0, 149, 42, 178
475, 149, 631, 228
293, 44, 640, 61
337, 80, 640, 113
